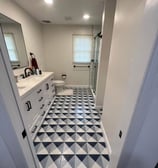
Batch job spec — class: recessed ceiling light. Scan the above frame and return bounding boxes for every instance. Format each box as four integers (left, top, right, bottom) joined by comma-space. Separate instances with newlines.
83, 14, 90, 20
44, 0, 53, 5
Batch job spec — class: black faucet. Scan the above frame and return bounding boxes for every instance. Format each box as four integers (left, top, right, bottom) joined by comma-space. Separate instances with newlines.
24, 67, 34, 78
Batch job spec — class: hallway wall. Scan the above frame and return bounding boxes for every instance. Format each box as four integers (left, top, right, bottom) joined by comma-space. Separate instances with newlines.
101, 0, 158, 167
118, 2, 158, 167
42, 24, 93, 85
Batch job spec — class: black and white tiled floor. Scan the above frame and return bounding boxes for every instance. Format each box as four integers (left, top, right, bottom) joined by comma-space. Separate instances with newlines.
34, 88, 109, 168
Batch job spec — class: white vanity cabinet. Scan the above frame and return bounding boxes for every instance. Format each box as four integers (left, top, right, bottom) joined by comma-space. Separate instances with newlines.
19, 72, 55, 137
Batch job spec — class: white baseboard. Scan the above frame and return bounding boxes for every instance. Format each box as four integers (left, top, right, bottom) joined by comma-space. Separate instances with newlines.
100, 122, 112, 155
96, 105, 103, 111
65, 85, 89, 88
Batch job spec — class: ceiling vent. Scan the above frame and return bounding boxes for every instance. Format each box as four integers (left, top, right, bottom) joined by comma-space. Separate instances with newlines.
41, 20, 52, 24
65, 16, 72, 21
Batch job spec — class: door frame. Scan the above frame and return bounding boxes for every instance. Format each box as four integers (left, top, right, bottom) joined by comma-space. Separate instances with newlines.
0, 25, 39, 167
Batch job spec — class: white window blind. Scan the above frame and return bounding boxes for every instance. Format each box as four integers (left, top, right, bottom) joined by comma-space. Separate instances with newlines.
4, 33, 19, 62
73, 35, 92, 63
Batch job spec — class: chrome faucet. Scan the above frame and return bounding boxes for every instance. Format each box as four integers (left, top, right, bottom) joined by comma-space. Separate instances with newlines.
24, 67, 34, 78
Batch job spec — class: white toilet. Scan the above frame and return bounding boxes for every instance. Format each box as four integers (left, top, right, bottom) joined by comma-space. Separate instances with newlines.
53, 80, 65, 94
54, 74, 73, 95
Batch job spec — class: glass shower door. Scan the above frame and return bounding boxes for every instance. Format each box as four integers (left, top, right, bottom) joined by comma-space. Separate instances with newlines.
91, 34, 101, 93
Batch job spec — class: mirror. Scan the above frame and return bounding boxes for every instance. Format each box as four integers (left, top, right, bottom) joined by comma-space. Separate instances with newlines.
0, 13, 28, 69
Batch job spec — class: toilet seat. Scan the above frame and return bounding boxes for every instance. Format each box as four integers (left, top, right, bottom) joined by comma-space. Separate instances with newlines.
54, 80, 65, 86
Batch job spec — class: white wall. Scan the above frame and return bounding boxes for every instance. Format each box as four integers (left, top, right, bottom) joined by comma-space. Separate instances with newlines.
42, 24, 93, 85
118, 1, 158, 167
101, 0, 158, 167
95, 0, 116, 107
119, 37, 158, 168
0, 0, 44, 70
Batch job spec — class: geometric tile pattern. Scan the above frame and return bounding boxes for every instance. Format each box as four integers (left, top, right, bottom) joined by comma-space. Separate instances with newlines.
34, 88, 109, 168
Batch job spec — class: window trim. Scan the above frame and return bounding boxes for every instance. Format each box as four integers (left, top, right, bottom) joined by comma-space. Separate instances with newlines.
72, 34, 93, 64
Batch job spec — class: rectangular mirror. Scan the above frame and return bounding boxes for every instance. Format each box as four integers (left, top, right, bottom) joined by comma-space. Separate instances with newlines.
0, 13, 29, 69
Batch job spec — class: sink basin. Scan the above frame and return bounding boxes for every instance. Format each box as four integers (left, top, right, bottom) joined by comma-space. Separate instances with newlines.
17, 83, 26, 90
17, 86, 26, 89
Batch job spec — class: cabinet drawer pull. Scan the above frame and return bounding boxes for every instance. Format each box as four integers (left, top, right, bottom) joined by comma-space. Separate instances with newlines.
37, 89, 42, 94
41, 111, 46, 116
26, 102, 30, 111
28, 101, 32, 110
40, 104, 44, 109
48, 101, 51, 106
38, 97, 43, 102
31, 125, 38, 133
46, 83, 49, 90
26, 101, 32, 111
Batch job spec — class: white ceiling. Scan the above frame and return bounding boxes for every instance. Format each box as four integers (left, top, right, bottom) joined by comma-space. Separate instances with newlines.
13, 0, 104, 25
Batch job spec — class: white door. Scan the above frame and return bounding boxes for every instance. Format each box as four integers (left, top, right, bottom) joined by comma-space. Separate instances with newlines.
0, 26, 39, 167
0, 136, 17, 168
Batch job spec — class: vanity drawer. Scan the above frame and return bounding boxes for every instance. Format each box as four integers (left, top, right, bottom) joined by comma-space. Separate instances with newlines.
48, 75, 54, 87
22, 91, 40, 128
44, 98, 52, 110
49, 75, 55, 95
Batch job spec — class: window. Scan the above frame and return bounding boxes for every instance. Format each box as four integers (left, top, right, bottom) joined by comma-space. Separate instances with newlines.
4, 33, 19, 62
73, 35, 92, 63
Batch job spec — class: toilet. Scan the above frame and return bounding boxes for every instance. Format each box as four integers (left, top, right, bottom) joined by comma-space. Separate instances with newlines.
54, 74, 73, 96
53, 80, 65, 94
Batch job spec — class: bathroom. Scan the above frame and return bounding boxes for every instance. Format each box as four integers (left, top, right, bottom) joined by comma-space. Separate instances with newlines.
1, 0, 158, 168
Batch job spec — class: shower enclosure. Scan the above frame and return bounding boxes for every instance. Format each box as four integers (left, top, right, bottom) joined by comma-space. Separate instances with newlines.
90, 32, 102, 93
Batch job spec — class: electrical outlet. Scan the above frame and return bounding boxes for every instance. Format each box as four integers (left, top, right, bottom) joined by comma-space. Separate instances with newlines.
119, 130, 122, 138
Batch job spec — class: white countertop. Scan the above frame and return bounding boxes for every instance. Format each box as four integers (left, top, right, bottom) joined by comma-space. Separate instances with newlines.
17, 72, 54, 98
